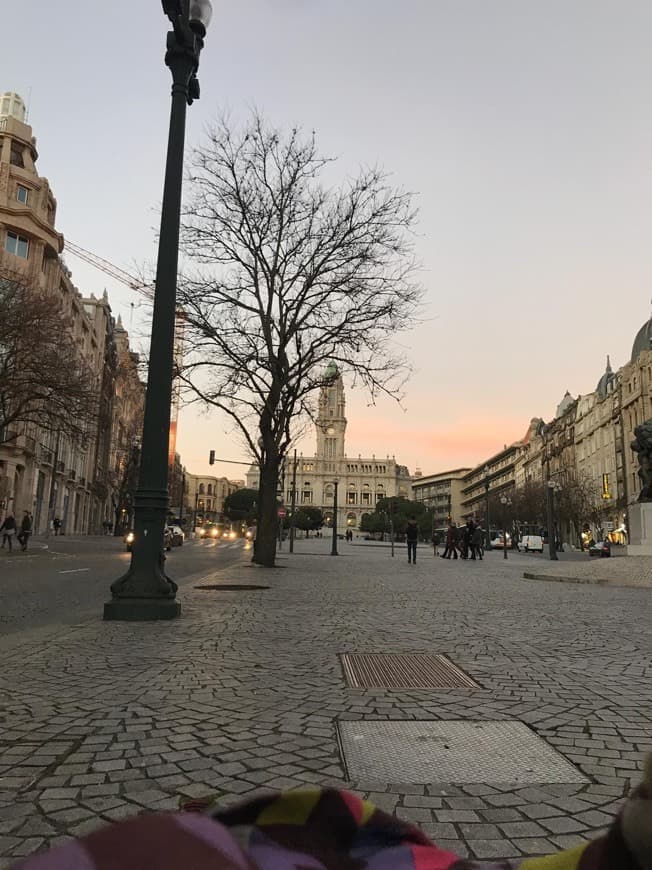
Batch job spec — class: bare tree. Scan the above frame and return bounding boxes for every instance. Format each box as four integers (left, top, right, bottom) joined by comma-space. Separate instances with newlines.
177, 114, 423, 566
0, 273, 99, 446
558, 473, 603, 549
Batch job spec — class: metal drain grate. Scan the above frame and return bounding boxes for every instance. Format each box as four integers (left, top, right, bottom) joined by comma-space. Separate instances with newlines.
338, 720, 590, 784
340, 653, 479, 689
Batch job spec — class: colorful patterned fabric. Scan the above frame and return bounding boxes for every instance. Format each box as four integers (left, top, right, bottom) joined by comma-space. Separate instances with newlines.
15, 781, 650, 869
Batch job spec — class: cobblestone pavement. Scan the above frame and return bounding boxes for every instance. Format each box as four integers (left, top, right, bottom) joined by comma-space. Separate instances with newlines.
0, 540, 650, 865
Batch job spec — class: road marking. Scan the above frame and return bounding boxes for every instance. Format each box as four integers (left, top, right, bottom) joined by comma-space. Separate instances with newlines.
58, 568, 90, 574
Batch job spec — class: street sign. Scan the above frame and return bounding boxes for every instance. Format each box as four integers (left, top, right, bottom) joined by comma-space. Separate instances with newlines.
278, 508, 286, 518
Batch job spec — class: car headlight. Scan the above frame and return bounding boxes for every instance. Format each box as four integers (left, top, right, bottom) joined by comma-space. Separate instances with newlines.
126, 532, 135, 543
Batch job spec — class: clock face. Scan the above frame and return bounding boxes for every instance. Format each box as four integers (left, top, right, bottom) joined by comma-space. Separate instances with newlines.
327, 427, 335, 435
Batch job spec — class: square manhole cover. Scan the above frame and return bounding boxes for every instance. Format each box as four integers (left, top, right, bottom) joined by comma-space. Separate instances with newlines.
338, 720, 589, 784
340, 653, 479, 689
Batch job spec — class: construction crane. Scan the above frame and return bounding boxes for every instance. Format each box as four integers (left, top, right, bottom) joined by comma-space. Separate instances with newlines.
64, 240, 184, 466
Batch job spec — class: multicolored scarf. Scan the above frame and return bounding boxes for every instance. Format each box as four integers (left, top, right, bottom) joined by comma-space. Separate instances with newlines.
15, 760, 652, 870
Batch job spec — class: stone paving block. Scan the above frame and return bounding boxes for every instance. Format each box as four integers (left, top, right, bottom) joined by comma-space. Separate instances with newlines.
435, 810, 481, 823
498, 821, 548, 838
459, 823, 501, 839
540, 816, 590, 834
467, 839, 521, 860
512, 837, 559, 854
7, 837, 45, 858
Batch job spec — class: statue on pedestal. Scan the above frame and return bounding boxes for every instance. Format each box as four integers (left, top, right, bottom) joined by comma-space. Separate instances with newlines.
631, 420, 652, 502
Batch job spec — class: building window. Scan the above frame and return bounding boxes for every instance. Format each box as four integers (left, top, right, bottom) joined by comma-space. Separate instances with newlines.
16, 185, 28, 204
5, 231, 29, 258
362, 484, 371, 505
10, 143, 24, 167
347, 484, 357, 505
199, 483, 205, 495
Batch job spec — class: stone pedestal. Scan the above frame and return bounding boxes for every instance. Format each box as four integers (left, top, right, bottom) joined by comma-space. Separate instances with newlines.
626, 502, 652, 556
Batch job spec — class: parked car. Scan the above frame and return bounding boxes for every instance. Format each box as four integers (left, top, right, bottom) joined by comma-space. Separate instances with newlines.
167, 525, 184, 547
589, 540, 611, 558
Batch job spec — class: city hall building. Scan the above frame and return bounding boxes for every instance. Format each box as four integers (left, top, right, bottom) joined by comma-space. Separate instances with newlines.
246, 366, 412, 530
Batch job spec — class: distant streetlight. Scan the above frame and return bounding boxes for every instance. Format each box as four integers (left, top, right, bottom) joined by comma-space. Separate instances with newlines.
331, 480, 339, 556
499, 494, 512, 561
484, 465, 492, 550
105, 0, 212, 620
548, 479, 563, 554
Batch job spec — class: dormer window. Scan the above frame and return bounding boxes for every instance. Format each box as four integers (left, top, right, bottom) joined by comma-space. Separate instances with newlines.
16, 185, 28, 204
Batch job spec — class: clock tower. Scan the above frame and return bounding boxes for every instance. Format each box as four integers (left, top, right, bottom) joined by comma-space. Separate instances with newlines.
315, 363, 347, 460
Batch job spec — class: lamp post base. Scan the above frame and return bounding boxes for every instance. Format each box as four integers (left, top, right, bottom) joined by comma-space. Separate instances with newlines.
104, 598, 181, 621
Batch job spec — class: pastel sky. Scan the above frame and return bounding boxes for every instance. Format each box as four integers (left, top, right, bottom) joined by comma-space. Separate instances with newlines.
4, 1, 651, 480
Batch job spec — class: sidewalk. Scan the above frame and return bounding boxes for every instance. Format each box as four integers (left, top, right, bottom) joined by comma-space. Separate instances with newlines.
0, 540, 650, 865
523, 554, 652, 588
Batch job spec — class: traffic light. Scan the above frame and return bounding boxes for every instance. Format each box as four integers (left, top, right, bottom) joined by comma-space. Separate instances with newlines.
209, 450, 215, 465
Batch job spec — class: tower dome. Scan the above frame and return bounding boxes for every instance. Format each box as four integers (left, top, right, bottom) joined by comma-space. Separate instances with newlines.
631, 316, 652, 362
0, 92, 26, 122
595, 356, 615, 399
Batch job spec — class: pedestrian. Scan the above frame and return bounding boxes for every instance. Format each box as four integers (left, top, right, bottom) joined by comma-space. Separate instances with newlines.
53, 516, 62, 536
461, 520, 474, 559
471, 522, 484, 560
1, 512, 17, 551
441, 522, 458, 559
405, 516, 418, 564
17, 510, 33, 551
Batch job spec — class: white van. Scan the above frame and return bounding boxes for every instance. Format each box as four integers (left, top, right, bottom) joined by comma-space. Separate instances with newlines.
521, 534, 543, 553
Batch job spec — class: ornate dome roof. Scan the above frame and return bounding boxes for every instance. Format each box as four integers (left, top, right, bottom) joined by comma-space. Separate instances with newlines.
324, 361, 339, 379
555, 391, 575, 417
596, 356, 615, 399
631, 317, 652, 362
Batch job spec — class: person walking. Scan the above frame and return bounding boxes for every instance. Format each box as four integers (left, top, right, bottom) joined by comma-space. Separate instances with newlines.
53, 516, 62, 536
471, 522, 484, 560
441, 522, 458, 559
405, 516, 418, 564
461, 520, 474, 559
1, 512, 17, 551
17, 510, 33, 551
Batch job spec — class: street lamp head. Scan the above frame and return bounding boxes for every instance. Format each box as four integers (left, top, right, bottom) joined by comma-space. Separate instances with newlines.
188, 0, 212, 35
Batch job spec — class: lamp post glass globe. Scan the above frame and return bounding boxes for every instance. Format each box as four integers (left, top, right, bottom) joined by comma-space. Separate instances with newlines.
189, 0, 212, 32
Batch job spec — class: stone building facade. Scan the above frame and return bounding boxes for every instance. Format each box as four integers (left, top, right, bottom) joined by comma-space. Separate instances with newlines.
411, 469, 470, 528
0, 92, 146, 534
246, 367, 412, 530
418, 314, 652, 545
185, 474, 242, 526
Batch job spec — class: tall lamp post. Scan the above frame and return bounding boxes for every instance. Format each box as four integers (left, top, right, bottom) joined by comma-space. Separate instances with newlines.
331, 480, 339, 556
545, 462, 558, 562
105, 0, 212, 620
499, 494, 512, 560
548, 479, 563, 553
484, 465, 492, 550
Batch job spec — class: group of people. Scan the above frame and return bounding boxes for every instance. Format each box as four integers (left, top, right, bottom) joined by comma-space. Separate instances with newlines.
0, 510, 33, 552
441, 520, 485, 560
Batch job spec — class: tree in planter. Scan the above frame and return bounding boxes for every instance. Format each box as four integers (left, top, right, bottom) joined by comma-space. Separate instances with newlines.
293, 506, 323, 537
177, 113, 422, 567
0, 273, 99, 445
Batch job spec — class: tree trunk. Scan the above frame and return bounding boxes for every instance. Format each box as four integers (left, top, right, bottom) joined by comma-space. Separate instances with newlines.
253, 456, 279, 567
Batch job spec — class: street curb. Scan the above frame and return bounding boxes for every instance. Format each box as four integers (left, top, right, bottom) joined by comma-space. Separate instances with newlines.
523, 571, 651, 589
